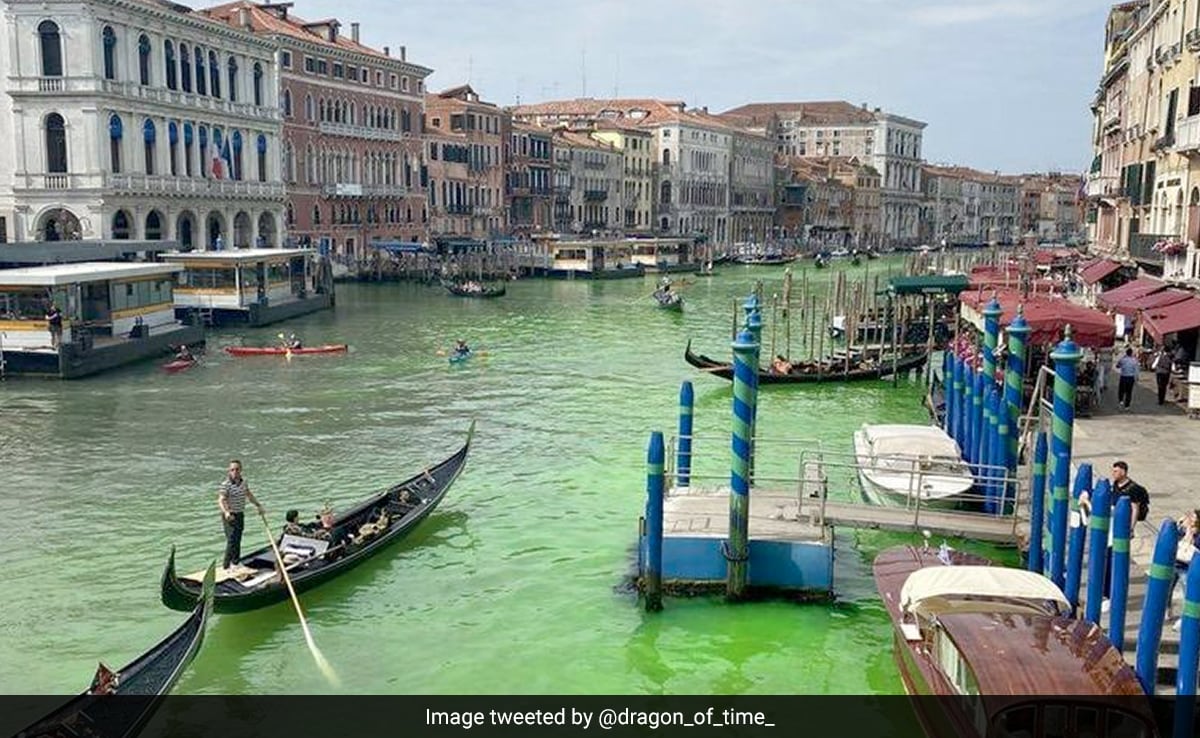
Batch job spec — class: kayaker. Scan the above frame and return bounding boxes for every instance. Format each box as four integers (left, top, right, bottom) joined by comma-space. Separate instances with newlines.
174, 345, 194, 362
285, 333, 302, 350
454, 339, 470, 356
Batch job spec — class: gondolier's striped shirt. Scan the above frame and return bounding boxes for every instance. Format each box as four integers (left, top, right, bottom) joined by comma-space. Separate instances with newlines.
220, 477, 248, 514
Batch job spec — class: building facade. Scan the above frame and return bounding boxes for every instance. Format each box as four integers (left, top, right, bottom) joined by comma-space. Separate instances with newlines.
425, 85, 507, 239
920, 165, 1020, 245
728, 127, 775, 244
506, 122, 553, 235
590, 122, 654, 233
204, 2, 432, 258
0, 0, 284, 247
551, 130, 622, 233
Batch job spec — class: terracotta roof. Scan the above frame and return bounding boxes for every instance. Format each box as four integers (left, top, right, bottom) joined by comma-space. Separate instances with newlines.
721, 101, 878, 126
554, 130, 618, 152
509, 98, 737, 133
200, 1, 398, 61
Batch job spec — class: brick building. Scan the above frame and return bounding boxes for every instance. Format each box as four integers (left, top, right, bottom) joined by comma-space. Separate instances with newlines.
424, 85, 507, 240
507, 123, 553, 235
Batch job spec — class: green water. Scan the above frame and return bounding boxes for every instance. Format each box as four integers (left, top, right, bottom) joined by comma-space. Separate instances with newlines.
0, 262, 1010, 696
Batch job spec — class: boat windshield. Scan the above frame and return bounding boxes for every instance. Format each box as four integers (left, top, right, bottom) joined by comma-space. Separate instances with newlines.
991, 703, 1151, 738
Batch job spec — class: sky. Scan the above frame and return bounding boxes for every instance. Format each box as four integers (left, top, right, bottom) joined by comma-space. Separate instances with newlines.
290, 0, 1113, 174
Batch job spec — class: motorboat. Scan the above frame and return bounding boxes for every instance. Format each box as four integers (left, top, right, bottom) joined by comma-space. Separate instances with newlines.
853, 424, 973, 507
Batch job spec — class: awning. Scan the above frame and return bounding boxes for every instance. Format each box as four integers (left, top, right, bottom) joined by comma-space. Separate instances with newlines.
1096, 276, 1166, 310
1114, 287, 1193, 318
886, 274, 970, 296
960, 288, 1116, 349
373, 241, 431, 254
1079, 258, 1123, 285
1143, 296, 1200, 342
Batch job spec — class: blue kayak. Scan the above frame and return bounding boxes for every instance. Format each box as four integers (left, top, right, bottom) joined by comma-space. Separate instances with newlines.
449, 350, 472, 364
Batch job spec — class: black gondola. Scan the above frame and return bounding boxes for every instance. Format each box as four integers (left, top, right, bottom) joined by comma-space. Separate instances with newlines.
442, 280, 506, 298
17, 565, 215, 738
653, 289, 683, 311
684, 340, 927, 384
162, 423, 475, 614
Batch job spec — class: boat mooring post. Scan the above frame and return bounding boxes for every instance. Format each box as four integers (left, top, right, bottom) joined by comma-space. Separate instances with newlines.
1003, 308, 1030, 513
727, 326, 759, 602
960, 355, 974, 465
941, 350, 952, 432
676, 381, 694, 489
981, 387, 998, 513
644, 431, 665, 613
1027, 430, 1048, 573
971, 368, 986, 476
1047, 326, 1081, 588
1084, 479, 1112, 624
1175, 555, 1200, 705
744, 293, 763, 485
1049, 449, 1070, 590
950, 353, 964, 447
1064, 463, 1093, 613
990, 387, 1008, 516
1134, 519, 1183, 695
981, 294, 1002, 385
1109, 496, 1132, 653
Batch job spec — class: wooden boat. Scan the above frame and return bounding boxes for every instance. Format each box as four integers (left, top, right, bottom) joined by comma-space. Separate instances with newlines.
874, 545, 1157, 737
853, 424, 973, 508
653, 289, 683, 311
442, 280, 506, 298
17, 565, 215, 738
224, 344, 348, 356
161, 423, 475, 614
732, 254, 797, 266
683, 340, 927, 384
162, 357, 197, 373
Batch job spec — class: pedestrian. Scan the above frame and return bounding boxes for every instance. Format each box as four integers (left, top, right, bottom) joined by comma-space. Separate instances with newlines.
1168, 510, 1200, 629
45, 303, 63, 349
1096, 346, 1113, 398
218, 459, 264, 571
1115, 347, 1139, 410
1090, 460, 1151, 607
1152, 345, 1173, 405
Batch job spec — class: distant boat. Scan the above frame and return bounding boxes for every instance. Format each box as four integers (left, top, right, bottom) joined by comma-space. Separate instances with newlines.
853, 424, 973, 508
442, 279, 506, 298
653, 288, 683, 311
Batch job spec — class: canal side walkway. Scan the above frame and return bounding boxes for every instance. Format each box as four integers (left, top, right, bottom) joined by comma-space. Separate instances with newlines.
1072, 374, 1198, 692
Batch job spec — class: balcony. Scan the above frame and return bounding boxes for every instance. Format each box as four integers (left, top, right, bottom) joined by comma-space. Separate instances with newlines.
9, 76, 103, 94
1085, 173, 1119, 198
106, 173, 285, 199
584, 189, 608, 202
321, 183, 408, 198
99, 80, 280, 122
1174, 116, 1200, 156
473, 206, 491, 216
317, 121, 404, 143
1189, 29, 1200, 52
1103, 111, 1121, 131
13, 172, 107, 191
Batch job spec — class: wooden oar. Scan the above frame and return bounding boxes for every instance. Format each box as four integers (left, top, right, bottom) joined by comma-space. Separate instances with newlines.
257, 509, 340, 687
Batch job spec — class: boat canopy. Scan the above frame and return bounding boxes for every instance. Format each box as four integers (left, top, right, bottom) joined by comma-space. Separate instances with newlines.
865, 425, 961, 459
900, 566, 1069, 619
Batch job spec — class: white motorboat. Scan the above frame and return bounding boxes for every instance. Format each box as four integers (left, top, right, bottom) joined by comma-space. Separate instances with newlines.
853, 424, 974, 508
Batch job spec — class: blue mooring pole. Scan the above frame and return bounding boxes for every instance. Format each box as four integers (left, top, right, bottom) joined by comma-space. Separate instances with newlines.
644, 431, 665, 613
1027, 430, 1048, 574
676, 381, 694, 489
1176, 555, 1200, 722
1064, 463, 1093, 614
1135, 519, 1183, 695
727, 327, 759, 601
951, 354, 964, 449
1003, 308, 1031, 515
1109, 497, 1133, 654
959, 356, 973, 464
1084, 479, 1111, 625
1049, 449, 1070, 590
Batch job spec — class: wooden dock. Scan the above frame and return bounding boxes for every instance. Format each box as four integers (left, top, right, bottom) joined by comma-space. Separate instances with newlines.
665, 486, 1024, 545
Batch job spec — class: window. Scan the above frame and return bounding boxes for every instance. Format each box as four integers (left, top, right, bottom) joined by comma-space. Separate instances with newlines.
304, 56, 315, 73
281, 50, 291, 69
45, 113, 67, 173
305, 94, 313, 122
347, 66, 357, 82
282, 89, 292, 117
168, 121, 178, 175
164, 41, 176, 89
376, 70, 383, 86
312, 204, 321, 225
145, 210, 163, 240
142, 118, 156, 175
39, 21, 62, 77
401, 76, 409, 92
194, 47, 206, 95
231, 130, 243, 181
209, 51, 220, 97
138, 34, 151, 86
108, 114, 123, 173
226, 57, 237, 102
183, 122, 193, 177
179, 43, 191, 92
256, 134, 267, 182
112, 210, 131, 239
333, 63, 344, 79
102, 26, 116, 80
316, 59, 328, 75
389, 73, 396, 89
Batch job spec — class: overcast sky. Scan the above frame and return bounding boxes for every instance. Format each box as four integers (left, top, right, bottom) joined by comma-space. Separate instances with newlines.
291, 0, 1110, 174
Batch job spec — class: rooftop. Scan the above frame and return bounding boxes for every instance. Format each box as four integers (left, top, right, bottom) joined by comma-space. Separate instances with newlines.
161, 248, 315, 263
0, 261, 181, 286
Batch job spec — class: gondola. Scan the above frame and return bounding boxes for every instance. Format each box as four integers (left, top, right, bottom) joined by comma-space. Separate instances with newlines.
652, 289, 683, 311
224, 344, 348, 356
161, 423, 475, 614
442, 280, 506, 298
684, 340, 927, 384
732, 254, 798, 266
17, 565, 215, 738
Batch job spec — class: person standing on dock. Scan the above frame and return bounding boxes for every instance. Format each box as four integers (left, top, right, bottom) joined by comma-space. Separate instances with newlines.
1152, 346, 1173, 405
1115, 348, 1139, 410
218, 460, 264, 571
1110, 461, 1149, 526
45, 304, 63, 349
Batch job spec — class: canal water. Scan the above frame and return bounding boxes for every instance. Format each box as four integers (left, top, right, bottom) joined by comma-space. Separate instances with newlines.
0, 261, 1011, 695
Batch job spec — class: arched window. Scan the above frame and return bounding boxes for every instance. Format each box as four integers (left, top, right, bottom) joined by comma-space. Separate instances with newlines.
39, 21, 63, 77
282, 89, 291, 117
319, 98, 326, 122
305, 94, 313, 121
108, 114, 123, 173
102, 26, 117, 80
253, 63, 263, 107
112, 210, 131, 239
227, 57, 237, 102
45, 113, 67, 173
183, 122, 194, 177
662, 149, 671, 166
194, 47, 205, 95
179, 43, 191, 92
660, 181, 672, 205
208, 51, 220, 97
168, 121, 179, 176
198, 126, 208, 178
286, 202, 295, 227
138, 34, 151, 86
312, 204, 321, 225
145, 210, 163, 240
164, 41, 176, 90
231, 130, 243, 181
256, 134, 267, 182
142, 118, 156, 175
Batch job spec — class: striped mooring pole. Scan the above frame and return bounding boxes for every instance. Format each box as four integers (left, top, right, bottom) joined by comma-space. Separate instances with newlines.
644, 431, 665, 613
1002, 307, 1030, 513
676, 381, 694, 489
981, 294, 1002, 384
727, 326, 759, 601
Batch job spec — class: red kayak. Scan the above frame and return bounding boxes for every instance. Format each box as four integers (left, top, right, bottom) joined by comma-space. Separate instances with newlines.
163, 358, 197, 373
224, 344, 348, 356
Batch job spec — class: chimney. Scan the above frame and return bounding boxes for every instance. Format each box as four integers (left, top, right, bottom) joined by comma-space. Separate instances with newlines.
350, 22, 360, 43
237, 6, 250, 29
400, 46, 406, 61
383, 46, 390, 57
861, 102, 867, 109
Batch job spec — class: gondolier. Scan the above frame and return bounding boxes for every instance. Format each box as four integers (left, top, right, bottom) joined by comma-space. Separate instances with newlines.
218, 460, 263, 571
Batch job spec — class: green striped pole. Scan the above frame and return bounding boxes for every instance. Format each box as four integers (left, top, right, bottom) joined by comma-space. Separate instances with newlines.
727, 326, 759, 601
1002, 307, 1031, 513
1049, 325, 1082, 489
982, 295, 1003, 386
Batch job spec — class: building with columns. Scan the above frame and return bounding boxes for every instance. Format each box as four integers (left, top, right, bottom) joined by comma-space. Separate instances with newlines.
203, 1, 432, 258
0, 0, 285, 248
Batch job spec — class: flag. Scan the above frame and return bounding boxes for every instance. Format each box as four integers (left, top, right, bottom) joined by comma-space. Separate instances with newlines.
222, 137, 234, 181
210, 144, 224, 180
